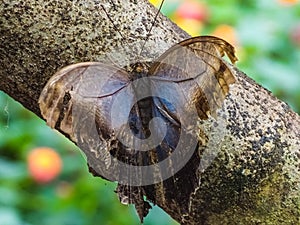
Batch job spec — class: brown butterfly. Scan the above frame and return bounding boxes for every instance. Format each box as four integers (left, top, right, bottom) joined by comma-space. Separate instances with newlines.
38, 34, 237, 221
38, 0, 238, 221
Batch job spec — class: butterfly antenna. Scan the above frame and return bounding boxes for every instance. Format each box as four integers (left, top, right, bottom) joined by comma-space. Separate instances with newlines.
138, 0, 165, 57
100, 4, 133, 66
100, 4, 126, 41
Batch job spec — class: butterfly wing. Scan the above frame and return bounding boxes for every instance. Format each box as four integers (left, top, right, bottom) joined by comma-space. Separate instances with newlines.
39, 62, 151, 220
39, 62, 134, 170
39, 62, 130, 133
149, 35, 237, 119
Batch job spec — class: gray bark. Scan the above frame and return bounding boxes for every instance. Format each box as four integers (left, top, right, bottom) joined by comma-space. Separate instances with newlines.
1, 0, 299, 224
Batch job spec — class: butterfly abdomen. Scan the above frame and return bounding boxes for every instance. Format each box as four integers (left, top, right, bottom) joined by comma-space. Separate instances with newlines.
131, 69, 154, 139
137, 97, 155, 138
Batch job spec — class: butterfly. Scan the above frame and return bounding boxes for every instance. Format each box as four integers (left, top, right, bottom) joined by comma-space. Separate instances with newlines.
38, 0, 237, 221
38, 35, 237, 221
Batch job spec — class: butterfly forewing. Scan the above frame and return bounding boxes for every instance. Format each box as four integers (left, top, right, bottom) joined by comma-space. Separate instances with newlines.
149, 36, 236, 119
39, 62, 131, 138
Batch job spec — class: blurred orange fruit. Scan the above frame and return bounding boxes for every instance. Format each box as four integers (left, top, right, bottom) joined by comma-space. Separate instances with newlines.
278, 0, 299, 5
212, 24, 238, 47
27, 147, 62, 184
173, 17, 203, 36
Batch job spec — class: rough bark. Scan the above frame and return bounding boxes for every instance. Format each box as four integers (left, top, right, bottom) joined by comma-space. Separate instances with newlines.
1, 0, 299, 224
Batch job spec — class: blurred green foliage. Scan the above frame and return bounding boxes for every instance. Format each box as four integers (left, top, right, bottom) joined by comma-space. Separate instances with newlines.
0, 1, 299, 225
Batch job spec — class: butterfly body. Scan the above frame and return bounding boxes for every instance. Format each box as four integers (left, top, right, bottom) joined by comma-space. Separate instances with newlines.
129, 62, 153, 137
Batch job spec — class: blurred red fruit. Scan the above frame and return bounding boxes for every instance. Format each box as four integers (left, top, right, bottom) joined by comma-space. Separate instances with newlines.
27, 147, 62, 184
290, 24, 300, 46
176, 0, 208, 21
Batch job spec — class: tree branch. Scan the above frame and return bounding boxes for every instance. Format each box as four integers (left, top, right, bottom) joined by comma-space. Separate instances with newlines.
1, 0, 300, 224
